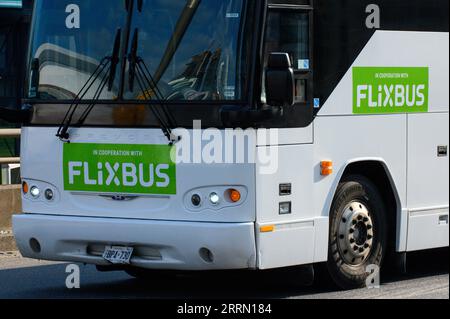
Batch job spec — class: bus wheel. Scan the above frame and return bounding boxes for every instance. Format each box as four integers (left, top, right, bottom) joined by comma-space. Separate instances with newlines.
327, 175, 387, 290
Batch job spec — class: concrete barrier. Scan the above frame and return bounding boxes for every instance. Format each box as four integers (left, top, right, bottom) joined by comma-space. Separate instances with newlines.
0, 231, 16, 252
0, 185, 22, 251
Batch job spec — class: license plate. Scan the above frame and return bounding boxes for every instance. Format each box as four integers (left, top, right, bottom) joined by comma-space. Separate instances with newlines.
103, 246, 134, 265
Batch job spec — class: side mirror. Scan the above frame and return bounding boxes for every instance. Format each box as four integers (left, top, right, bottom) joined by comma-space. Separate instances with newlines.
265, 53, 295, 107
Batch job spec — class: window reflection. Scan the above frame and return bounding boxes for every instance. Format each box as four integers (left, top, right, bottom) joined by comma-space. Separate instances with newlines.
127, 0, 246, 101
27, 0, 248, 102
29, 0, 126, 100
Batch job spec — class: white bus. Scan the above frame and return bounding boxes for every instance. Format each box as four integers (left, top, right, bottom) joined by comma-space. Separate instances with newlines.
1, 0, 448, 289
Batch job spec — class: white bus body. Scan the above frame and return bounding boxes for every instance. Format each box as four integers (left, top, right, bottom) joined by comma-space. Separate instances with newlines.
8, 0, 449, 288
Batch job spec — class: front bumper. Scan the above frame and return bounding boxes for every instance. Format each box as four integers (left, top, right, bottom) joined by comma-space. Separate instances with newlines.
13, 214, 257, 271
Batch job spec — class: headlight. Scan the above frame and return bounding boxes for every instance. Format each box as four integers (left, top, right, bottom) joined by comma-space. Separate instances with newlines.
209, 192, 220, 205
30, 186, 40, 198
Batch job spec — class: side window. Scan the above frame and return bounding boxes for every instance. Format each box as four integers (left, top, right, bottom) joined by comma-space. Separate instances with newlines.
0, 31, 7, 74
0, 28, 13, 100
262, 2, 313, 106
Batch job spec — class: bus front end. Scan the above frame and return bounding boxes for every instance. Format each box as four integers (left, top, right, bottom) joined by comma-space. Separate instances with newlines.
13, 0, 262, 271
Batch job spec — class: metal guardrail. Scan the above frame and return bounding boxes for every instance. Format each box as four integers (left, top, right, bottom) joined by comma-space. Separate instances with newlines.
0, 158, 20, 164
0, 129, 21, 165
0, 129, 21, 138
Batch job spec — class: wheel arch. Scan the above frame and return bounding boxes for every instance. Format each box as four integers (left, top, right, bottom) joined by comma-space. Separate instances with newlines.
331, 158, 403, 254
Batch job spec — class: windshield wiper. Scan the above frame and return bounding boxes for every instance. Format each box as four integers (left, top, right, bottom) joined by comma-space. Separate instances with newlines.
127, 0, 201, 144
128, 28, 180, 145
76, 28, 123, 127
56, 28, 122, 142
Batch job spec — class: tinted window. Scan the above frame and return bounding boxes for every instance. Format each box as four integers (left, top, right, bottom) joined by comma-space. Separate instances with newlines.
28, 0, 248, 102
29, 0, 127, 100
264, 11, 310, 71
262, 9, 312, 104
126, 0, 247, 101
0, 33, 6, 69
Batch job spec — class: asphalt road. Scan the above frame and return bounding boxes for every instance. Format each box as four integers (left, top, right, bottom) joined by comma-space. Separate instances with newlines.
0, 248, 448, 299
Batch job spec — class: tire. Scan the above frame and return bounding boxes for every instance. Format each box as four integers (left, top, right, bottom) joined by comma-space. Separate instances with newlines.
327, 175, 387, 289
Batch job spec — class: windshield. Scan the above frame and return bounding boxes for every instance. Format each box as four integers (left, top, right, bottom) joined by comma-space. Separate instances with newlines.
27, 0, 248, 102
28, 0, 127, 100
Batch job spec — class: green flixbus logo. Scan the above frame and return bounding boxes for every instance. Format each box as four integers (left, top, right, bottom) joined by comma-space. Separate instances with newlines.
63, 143, 176, 195
353, 67, 429, 114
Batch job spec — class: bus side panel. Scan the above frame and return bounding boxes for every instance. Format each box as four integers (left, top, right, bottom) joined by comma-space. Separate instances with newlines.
318, 31, 449, 116
313, 115, 408, 255
406, 113, 449, 252
255, 140, 330, 269
315, 31, 448, 253
255, 115, 408, 269
314, 0, 449, 110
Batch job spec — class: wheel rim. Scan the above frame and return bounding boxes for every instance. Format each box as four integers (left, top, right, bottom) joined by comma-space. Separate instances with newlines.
337, 201, 374, 266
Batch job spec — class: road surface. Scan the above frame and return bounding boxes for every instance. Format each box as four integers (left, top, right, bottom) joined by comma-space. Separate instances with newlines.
0, 248, 448, 299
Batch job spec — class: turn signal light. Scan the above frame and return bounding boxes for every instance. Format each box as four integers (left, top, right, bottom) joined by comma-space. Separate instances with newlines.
22, 181, 29, 194
321, 161, 333, 176
228, 189, 241, 203
260, 225, 275, 233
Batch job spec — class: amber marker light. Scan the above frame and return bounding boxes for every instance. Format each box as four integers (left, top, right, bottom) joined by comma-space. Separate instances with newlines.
228, 189, 242, 203
260, 225, 275, 233
321, 161, 334, 176
22, 181, 29, 194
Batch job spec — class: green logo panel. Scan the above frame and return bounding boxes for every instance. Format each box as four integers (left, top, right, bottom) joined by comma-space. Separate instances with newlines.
63, 143, 176, 195
353, 67, 429, 114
